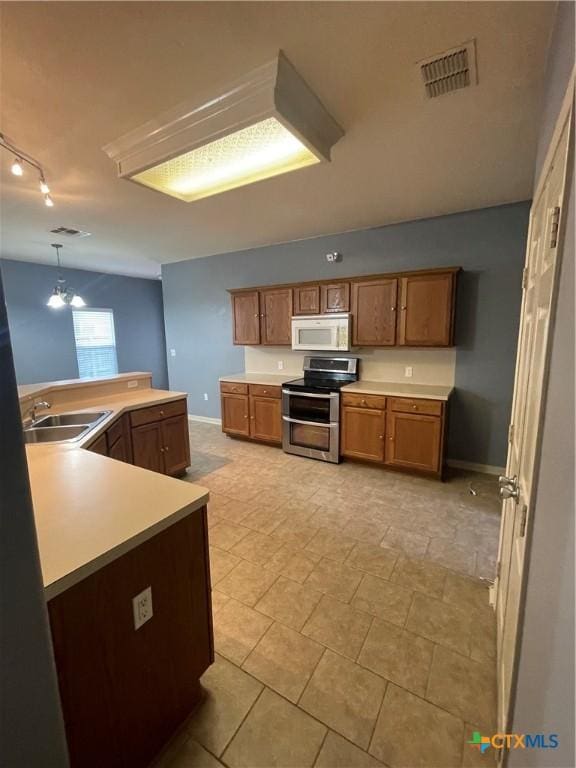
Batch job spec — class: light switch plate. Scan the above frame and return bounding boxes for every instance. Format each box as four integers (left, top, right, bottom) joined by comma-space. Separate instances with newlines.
170, 348, 176, 357
277, 360, 284, 370
404, 366, 413, 378
132, 586, 153, 630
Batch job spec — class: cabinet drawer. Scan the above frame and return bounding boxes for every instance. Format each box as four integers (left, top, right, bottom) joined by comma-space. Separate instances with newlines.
130, 399, 187, 428
389, 397, 443, 416
249, 384, 281, 399
220, 382, 249, 395
106, 417, 124, 447
341, 392, 386, 410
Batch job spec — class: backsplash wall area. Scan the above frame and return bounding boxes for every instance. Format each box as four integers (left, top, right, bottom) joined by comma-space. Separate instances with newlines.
244, 346, 456, 386
162, 201, 530, 467
1, 259, 169, 389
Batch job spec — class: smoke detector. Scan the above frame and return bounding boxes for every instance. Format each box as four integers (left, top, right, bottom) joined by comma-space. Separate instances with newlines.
49, 226, 91, 238
418, 40, 477, 99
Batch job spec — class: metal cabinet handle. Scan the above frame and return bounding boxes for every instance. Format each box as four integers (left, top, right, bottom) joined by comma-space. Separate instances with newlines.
160, 410, 164, 416
165, 446, 169, 451
254, 313, 259, 317
389, 436, 394, 441
361, 399, 367, 405
160, 447, 165, 453
412, 405, 418, 410
401, 306, 407, 310
379, 435, 384, 440
391, 306, 396, 311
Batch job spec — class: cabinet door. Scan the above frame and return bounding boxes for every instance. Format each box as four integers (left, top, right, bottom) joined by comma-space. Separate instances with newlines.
294, 285, 320, 315
221, 393, 250, 436
341, 406, 385, 462
351, 279, 397, 346
232, 291, 260, 345
398, 272, 455, 346
88, 433, 108, 456
260, 288, 293, 345
131, 423, 164, 473
249, 396, 282, 443
108, 436, 127, 463
162, 414, 191, 476
321, 282, 350, 314
385, 412, 442, 473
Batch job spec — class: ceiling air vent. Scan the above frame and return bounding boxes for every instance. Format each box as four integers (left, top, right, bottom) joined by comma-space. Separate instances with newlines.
419, 40, 477, 99
49, 226, 91, 238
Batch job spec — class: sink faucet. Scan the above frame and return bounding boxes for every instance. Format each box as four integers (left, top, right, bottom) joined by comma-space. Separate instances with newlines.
27, 400, 51, 424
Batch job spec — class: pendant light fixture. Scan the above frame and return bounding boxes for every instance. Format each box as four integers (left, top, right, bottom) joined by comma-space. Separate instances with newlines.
46, 244, 86, 309
1, 132, 54, 206
104, 51, 343, 203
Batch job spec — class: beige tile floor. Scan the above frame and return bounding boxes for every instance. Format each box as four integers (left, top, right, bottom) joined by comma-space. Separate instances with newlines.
153, 422, 500, 768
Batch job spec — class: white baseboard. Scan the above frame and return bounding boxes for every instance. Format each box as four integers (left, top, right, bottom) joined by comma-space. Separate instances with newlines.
188, 414, 222, 426
447, 459, 504, 476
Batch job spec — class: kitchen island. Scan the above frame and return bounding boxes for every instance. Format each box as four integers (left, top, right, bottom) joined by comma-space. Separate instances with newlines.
21, 373, 213, 768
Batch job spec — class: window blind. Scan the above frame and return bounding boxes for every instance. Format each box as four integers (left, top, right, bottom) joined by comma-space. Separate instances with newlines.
72, 309, 118, 379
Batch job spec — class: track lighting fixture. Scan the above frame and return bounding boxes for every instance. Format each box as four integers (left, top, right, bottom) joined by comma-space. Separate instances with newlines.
1, 132, 54, 206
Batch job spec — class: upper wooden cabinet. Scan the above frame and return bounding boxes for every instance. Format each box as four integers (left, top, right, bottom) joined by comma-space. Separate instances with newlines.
321, 282, 350, 314
398, 272, 456, 346
232, 290, 261, 345
352, 278, 398, 346
229, 267, 458, 348
294, 285, 320, 315
260, 288, 293, 345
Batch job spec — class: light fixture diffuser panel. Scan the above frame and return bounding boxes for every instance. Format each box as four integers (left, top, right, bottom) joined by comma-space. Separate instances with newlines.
132, 117, 319, 202
104, 52, 343, 203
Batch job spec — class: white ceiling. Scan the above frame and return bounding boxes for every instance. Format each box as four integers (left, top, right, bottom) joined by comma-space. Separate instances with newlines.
0, 2, 554, 278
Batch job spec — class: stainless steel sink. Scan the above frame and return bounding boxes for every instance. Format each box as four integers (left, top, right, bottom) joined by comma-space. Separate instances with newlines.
24, 409, 112, 444
34, 411, 109, 428
24, 425, 90, 443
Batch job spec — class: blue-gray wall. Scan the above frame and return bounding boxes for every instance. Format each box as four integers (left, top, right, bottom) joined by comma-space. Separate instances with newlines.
0, 259, 168, 389
162, 201, 530, 466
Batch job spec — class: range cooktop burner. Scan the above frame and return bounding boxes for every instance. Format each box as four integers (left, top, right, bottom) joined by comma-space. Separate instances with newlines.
283, 377, 351, 393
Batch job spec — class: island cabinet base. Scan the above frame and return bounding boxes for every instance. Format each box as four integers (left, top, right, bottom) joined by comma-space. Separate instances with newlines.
48, 508, 213, 768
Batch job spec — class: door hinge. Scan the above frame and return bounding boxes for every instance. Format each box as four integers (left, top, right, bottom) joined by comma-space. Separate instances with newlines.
522, 268, 528, 290
549, 206, 561, 248
495, 561, 501, 580
508, 423, 515, 443
519, 504, 528, 537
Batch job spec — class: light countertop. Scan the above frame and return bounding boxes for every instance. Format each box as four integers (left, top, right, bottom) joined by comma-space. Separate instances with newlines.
342, 380, 453, 400
220, 372, 296, 386
22, 377, 209, 600
221, 372, 452, 400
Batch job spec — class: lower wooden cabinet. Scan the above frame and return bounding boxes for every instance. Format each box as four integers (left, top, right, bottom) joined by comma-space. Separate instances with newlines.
48, 510, 213, 768
385, 411, 442, 473
341, 392, 446, 477
249, 395, 282, 443
131, 422, 165, 474
341, 406, 385, 462
221, 383, 282, 444
87, 399, 191, 477
130, 403, 191, 476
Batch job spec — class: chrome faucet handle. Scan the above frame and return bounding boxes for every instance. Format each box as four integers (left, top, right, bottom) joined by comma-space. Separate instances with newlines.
29, 400, 52, 422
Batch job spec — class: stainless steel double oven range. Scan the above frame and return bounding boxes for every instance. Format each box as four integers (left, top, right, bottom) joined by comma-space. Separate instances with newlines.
281, 356, 359, 463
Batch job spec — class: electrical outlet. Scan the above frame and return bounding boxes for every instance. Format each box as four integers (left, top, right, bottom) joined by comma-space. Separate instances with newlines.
277, 360, 284, 370
170, 348, 176, 357
132, 586, 153, 630
404, 366, 413, 378
203, 393, 209, 401
127, 379, 138, 389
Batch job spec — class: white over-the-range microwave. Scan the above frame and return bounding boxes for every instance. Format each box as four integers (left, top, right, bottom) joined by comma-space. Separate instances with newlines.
291, 313, 351, 351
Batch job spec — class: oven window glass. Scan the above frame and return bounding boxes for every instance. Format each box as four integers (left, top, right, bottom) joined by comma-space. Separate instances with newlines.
288, 394, 331, 423
290, 422, 330, 451
297, 328, 333, 346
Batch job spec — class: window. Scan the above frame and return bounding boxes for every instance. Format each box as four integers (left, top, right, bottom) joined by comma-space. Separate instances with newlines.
72, 309, 118, 379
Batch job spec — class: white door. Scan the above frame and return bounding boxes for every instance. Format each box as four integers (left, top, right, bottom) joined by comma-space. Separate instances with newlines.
495, 100, 573, 736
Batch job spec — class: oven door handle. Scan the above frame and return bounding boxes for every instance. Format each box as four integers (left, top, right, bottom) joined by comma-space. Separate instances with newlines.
282, 416, 339, 428
282, 389, 339, 399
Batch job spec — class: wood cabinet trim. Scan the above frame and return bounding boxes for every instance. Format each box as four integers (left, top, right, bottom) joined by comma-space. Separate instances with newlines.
227, 267, 460, 295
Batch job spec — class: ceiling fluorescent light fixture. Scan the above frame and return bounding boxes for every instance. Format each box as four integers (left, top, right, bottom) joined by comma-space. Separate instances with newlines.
103, 52, 343, 202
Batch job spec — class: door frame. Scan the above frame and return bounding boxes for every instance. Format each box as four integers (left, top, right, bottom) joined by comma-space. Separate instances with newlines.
494, 72, 575, 750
